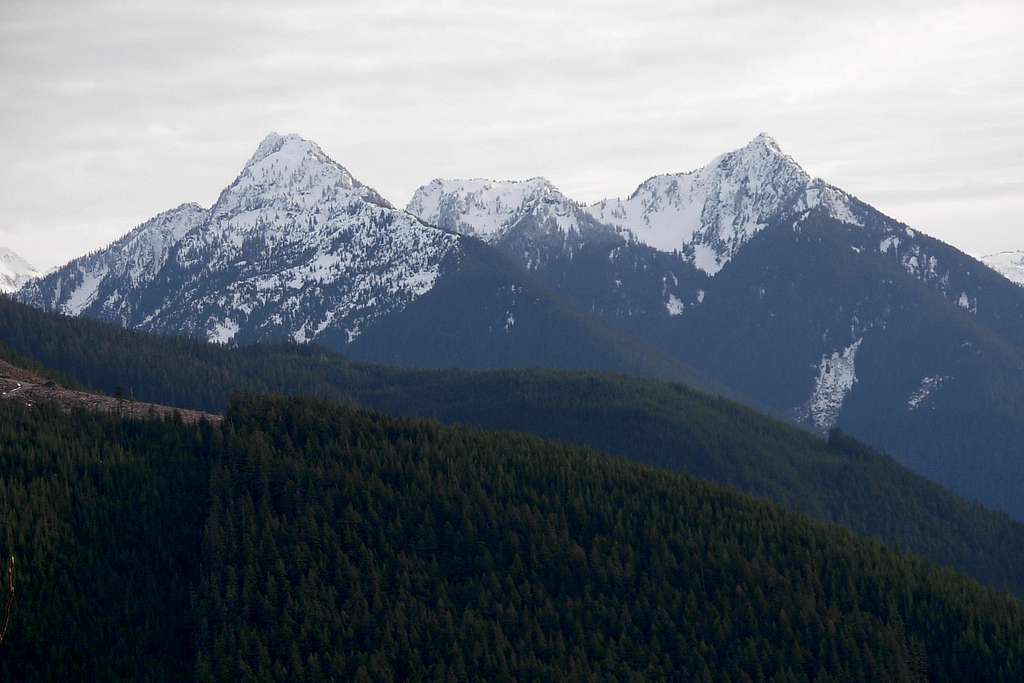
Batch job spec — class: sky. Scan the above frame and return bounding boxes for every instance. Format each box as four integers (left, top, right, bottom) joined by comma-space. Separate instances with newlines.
1, 0, 1022, 270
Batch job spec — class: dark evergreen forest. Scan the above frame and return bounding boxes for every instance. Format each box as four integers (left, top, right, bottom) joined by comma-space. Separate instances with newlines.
2, 398, 1024, 681
3, 295, 1024, 596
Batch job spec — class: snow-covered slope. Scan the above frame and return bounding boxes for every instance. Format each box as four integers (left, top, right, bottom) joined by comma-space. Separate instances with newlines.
587, 134, 863, 275
799, 338, 863, 431
20, 133, 463, 345
407, 177, 619, 267
407, 135, 987, 321
0, 247, 38, 294
408, 177, 582, 240
18, 204, 208, 322
980, 251, 1024, 285
407, 176, 712, 324
152, 133, 462, 345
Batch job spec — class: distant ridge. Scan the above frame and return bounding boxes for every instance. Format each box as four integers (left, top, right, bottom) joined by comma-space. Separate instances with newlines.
981, 250, 1024, 285
0, 246, 38, 293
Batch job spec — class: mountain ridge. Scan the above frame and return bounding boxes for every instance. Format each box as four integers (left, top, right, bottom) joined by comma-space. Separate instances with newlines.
407, 175, 622, 270
19, 133, 463, 345
18, 133, 718, 389
588, 133, 863, 273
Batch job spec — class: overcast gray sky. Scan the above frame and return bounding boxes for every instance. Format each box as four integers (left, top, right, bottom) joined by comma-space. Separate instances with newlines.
1, 0, 1022, 269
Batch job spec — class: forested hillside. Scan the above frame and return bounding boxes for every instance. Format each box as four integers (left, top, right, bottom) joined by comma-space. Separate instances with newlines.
3, 294, 1024, 596
2, 397, 1024, 680
0, 403, 216, 680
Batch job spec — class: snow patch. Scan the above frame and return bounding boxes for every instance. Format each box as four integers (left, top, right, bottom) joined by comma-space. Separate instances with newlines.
208, 319, 239, 345
665, 293, 685, 316
957, 291, 976, 314
691, 244, 724, 276
880, 236, 900, 254
802, 338, 863, 431
908, 375, 950, 411
63, 267, 106, 316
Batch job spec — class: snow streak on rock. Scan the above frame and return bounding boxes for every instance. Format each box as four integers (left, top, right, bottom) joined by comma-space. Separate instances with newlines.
908, 375, 951, 411
801, 338, 863, 431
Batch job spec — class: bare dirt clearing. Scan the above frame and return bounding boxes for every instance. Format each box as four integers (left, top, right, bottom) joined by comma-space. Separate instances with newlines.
0, 359, 220, 425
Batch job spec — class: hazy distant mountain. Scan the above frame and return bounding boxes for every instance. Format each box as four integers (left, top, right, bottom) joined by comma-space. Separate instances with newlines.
0, 246, 38, 293
980, 250, 1024, 285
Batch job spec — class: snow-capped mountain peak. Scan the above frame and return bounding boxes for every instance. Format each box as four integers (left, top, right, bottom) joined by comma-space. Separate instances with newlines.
406, 135, 877, 277
249, 131, 298, 163
980, 251, 1024, 285
176, 132, 465, 343
587, 134, 862, 274
246, 132, 345, 177
215, 132, 391, 220
20, 133, 462, 346
750, 131, 781, 149
0, 247, 38, 294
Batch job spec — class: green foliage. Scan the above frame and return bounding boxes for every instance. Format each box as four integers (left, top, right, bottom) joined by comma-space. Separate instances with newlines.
0, 402, 216, 680
3, 397, 1024, 680
3, 295, 1024, 597
0, 340, 81, 389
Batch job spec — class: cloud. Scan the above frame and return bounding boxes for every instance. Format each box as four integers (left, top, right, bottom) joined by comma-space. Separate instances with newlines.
866, 182, 1024, 204
0, 0, 1021, 268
